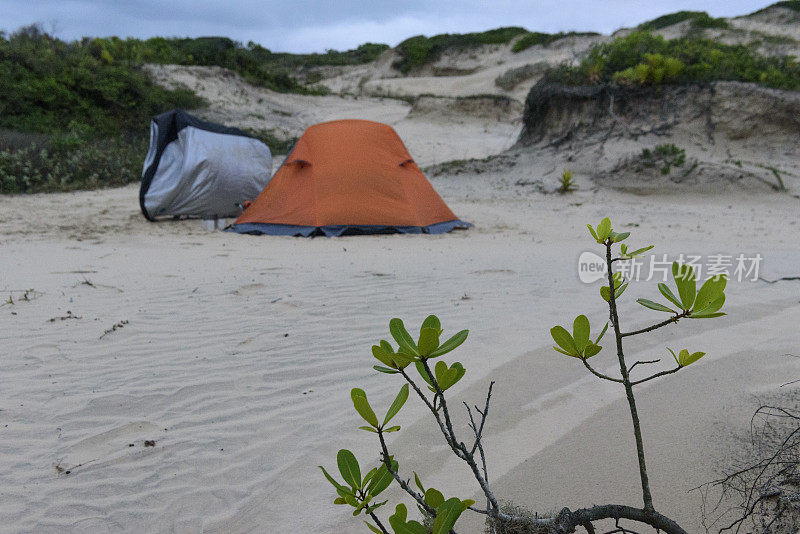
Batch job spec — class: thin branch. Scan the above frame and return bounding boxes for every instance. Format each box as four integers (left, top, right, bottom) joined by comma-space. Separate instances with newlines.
620, 310, 690, 338
630, 366, 682, 386
604, 241, 654, 512
376, 429, 435, 516
368, 510, 390, 534
468, 381, 494, 455
627, 359, 660, 373
581, 357, 624, 383
419, 359, 504, 518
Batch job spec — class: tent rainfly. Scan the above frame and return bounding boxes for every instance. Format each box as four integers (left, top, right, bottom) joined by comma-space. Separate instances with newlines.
230, 119, 470, 236
140, 109, 272, 220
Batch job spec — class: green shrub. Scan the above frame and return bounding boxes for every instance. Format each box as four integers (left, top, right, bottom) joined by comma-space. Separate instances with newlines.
80, 35, 386, 94
638, 10, 729, 31
0, 25, 205, 136
762, 1, 800, 12
541, 30, 800, 90
393, 27, 528, 73
0, 133, 148, 194
511, 31, 599, 53
637, 144, 686, 175
613, 53, 685, 85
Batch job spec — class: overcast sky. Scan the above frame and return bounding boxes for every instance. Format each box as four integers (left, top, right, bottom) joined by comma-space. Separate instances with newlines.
0, 1, 774, 53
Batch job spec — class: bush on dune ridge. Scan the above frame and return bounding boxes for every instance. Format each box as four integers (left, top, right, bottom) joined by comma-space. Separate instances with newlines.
83, 36, 389, 94
541, 31, 800, 89
755, 1, 800, 13
393, 27, 528, 73
637, 10, 729, 31
511, 31, 600, 53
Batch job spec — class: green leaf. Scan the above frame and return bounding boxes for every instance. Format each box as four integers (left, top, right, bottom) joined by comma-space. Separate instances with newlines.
374, 365, 400, 374
615, 282, 629, 299
391, 502, 408, 523
584, 343, 602, 358
414, 472, 425, 493
637, 298, 676, 313
688, 311, 726, 319
391, 351, 418, 368
667, 347, 679, 365
600, 285, 611, 302
658, 283, 683, 309
428, 329, 469, 358
550, 325, 577, 355
319, 465, 347, 492
420, 315, 442, 335
553, 346, 573, 356
432, 497, 465, 534
351, 388, 379, 428
384, 383, 410, 426
625, 245, 654, 257
389, 504, 428, 534
572, 315, 590, 353
610, 231, 630, 242
587, 224, 598, 240
364, 521, 383, 534
334, 497, 347, 505
692, 293, 726, 316
359, 426, 379, 433
596, 217, 612, 242
461, 499, 476, 511
336, 449, 361, 490
418, 327, 440, 357
694, 275, 727, 314
678, 349, 705, 366
595, 322, 608, 344
434, 361, 466, 390
372, 343, 395, 367
384, 425, 401, 432
389, 318, 419, 356
424, 488, 445, 509
672, 262, 696, 310
367, 462, 396, 497
362, 467, 377, 488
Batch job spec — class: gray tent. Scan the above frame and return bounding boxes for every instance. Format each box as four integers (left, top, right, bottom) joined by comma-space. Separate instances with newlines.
139, 109, 272, 220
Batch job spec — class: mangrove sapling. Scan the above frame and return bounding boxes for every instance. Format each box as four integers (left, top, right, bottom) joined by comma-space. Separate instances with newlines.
321, 216, 728, 533
557, 170, 576, 194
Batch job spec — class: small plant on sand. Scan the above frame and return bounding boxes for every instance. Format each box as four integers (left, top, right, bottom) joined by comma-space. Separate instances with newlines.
638, 144, 686, 175
321, 216, 727, 533
557, 170, 576, 194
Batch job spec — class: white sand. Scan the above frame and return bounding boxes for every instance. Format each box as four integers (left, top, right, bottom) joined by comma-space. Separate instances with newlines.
2, 175, 799, 532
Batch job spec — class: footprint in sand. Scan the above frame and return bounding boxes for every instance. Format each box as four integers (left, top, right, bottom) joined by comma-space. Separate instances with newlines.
471, 269, 518, 275
232, 283, 265, 297
56, 421, 162, 475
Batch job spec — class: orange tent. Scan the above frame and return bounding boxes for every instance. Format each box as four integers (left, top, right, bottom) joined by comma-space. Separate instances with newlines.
230, 119, 470, 236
